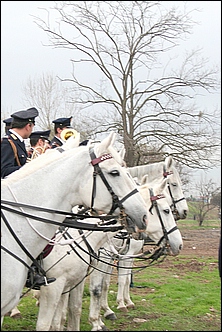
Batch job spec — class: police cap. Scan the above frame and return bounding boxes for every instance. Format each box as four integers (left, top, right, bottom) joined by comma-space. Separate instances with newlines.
29, 130, 51, 141
11, 107, 39, 123
52, 116, 73, 128
3, 117, 13, 125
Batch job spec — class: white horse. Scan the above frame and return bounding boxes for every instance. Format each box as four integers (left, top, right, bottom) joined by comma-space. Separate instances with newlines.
128, 156, 189, 220
88, 176, 184, 330
35, 217, 126, 331
98, 155, 188, 320
1, 132, 148, 324
39, 176, 183, 331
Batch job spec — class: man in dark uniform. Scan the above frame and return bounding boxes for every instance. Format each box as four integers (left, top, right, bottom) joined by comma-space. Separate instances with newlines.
1, 107, 56, 289
1, 108, 39, 178
50, 116, 89, 148
3, 117, 13, 135
50, 116, 73, 148
27, 129, 51, 161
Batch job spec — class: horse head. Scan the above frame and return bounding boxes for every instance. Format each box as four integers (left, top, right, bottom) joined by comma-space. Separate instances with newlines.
139, 177, 183, 256
163, 157, 188, 220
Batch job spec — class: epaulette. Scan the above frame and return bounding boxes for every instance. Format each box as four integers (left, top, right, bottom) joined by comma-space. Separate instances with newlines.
10, 134, 18, 140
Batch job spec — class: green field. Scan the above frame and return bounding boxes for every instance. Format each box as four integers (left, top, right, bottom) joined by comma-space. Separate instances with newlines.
2, 219, 221, 331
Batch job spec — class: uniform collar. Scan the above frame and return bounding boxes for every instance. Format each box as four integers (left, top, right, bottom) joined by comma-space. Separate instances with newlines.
9, 129, 24, 142
55, 136, 64, 144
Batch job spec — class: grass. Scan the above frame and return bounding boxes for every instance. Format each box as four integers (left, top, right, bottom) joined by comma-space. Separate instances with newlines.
2, 219, 221, 331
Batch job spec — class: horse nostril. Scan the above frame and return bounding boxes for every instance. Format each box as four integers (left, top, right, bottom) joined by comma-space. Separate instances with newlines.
143, 215, 148, 226
184, 210, 187, 216
179, 244, 183, 250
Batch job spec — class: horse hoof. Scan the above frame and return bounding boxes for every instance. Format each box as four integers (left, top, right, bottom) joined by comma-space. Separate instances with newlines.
104, 313, 117, 320
117, 306, 128, 312
11, 313, 22, 319
126, 304, 135, 309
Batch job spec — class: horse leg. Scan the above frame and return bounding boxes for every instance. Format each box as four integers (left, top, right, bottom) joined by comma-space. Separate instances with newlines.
10, 306, 22, 318
100, 265, 117, 321
88, 255, 118, 331
50, 293, 69, 331
89, 263, 110, 331
36, 279, 65, 331
59, 293, 69, 331
66, 281, 85, 331
116, 258, 134, 311
124, 266, 135, 309
32, 289, 40, 307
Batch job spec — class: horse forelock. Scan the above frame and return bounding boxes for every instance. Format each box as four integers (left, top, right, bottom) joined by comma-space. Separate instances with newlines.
93, 142, 123, 166
107, 146, 123, 165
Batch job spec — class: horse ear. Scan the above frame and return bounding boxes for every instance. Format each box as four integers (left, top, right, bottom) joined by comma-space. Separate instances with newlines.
158, 177, 168, 193
118, 146, 127, 166
110, 132, 117, 147
141, 174, 149, 185
118, 146, 126, 160
165, 156, 173, 169
95, 132, 116, 156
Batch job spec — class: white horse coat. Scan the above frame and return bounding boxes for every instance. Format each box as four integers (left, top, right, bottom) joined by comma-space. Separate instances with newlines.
128, 156, 189, 220
35, 221, 123, 331
35, 176, 183, 331
1, 132, 148, 323
88, 177, 184, 330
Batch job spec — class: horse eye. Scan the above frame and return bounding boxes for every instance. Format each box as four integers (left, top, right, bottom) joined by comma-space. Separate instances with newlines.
164, 209, 170, 214
110, 170, 120, 176
171, 183, 177, 187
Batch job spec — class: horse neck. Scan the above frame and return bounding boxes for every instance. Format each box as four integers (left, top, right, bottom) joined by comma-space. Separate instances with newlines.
3, 149, 87, 213
1, 150, 90, 259
128, 162, 164, 182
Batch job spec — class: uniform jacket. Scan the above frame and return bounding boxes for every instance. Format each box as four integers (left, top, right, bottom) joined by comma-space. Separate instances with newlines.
1, 133, 28, 178
50, 136, 63, 149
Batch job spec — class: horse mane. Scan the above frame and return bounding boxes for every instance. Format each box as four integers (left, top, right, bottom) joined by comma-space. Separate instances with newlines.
2, 132, 124, 185
128, 161, 164, 181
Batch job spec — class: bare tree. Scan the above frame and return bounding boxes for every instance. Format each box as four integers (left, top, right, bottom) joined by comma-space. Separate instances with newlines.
33, 1, 220, 167
211, 192, 221, 209
188, 177, 221, 226
22, 72, 99, 141
22, 73, 77, 133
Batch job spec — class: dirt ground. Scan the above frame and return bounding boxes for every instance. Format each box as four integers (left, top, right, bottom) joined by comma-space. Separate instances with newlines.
141, 227, 221, 273
109, 227, 221, 331
177, 228, 220, 259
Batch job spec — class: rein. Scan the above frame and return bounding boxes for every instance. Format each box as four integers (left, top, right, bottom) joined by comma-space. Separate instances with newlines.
1, 149, 140, 288
1, 201, 123, 231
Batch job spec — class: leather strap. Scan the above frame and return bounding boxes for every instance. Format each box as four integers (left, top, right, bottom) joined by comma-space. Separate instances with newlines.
8, 139, 21, 166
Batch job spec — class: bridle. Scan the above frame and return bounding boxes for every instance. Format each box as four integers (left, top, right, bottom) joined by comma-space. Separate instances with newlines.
148, 188, 178, 248
163, 165, 186, 220
90, 149, 139, 224
1, 148, 141, 284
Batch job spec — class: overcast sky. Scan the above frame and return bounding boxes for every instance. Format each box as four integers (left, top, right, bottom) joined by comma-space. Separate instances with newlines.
1, 1, 221, 185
